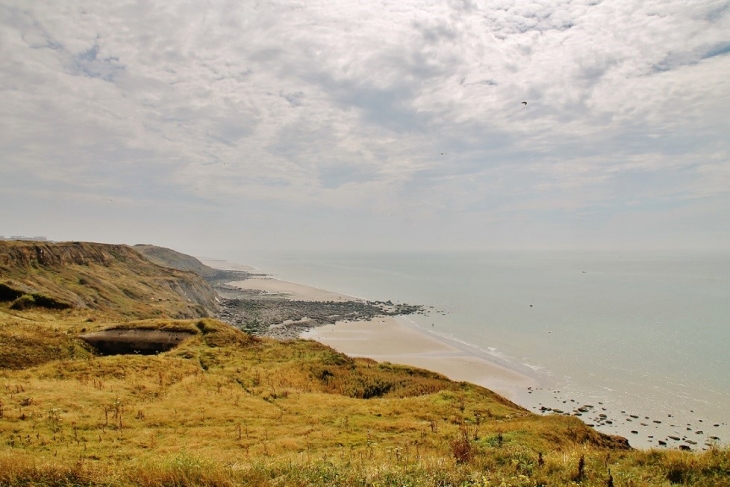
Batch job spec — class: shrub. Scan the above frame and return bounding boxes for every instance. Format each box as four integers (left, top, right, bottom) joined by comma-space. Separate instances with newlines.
10, 294, 35, 310
0, 282, 23, 302
9, 293, 71, 310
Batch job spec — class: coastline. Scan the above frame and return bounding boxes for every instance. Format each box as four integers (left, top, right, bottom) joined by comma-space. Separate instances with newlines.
302, 317, 537, 401
201, 258, 537, 403
201, 256, 729, 451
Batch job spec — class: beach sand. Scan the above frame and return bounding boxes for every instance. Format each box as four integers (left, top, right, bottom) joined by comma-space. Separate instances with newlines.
223, 270, 536, 401
199, 258, 257, 272
227, 276, 353, 302
303, 317, 536, 401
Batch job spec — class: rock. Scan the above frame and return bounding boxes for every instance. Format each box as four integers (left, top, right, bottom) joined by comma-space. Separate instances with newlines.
217, 293, 426, 339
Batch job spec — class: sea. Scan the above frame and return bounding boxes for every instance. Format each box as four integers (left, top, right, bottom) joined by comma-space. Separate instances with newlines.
224, 250, 730, 449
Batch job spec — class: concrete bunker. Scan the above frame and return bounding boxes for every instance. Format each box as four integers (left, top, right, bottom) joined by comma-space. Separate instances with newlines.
80, 329, 195, 355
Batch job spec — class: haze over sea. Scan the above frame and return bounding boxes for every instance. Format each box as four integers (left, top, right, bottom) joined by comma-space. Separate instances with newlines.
231, 250, 730, 449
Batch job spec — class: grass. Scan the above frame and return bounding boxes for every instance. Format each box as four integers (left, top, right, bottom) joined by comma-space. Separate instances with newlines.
0, 241, 215, 320
3, 309, 729, 486
1, 241, 729, 485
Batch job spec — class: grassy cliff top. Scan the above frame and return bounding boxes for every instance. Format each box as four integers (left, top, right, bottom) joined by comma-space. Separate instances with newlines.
0, 241, 217, 319
0, 241, 728, 486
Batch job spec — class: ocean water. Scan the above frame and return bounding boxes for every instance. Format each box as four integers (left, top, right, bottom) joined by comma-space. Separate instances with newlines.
228, 250, 730, 449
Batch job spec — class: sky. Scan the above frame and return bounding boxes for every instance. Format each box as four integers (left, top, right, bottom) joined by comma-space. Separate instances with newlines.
1, 0, 729, 255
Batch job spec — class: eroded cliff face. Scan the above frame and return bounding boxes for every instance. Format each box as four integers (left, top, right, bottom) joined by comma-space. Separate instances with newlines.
0, 241, 122, 268
0, 241, 218, 318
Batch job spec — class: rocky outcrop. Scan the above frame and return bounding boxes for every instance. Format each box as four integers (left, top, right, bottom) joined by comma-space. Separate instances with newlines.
218, 296, 425, 339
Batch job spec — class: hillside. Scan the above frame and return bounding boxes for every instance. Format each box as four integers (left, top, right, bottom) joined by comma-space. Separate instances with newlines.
133, 244, 222, 279
0, 241, 217, 318
0, 241, 728, 486
133, 244, 250, 284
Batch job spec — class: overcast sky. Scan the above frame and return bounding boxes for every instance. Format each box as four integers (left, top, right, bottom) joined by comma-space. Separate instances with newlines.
1, 0, 729, 255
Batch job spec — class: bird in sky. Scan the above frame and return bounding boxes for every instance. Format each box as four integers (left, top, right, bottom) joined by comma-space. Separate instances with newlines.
522, 101, 528, 105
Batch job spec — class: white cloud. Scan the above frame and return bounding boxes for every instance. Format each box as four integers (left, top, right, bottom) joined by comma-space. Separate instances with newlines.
0, 0, 728, 250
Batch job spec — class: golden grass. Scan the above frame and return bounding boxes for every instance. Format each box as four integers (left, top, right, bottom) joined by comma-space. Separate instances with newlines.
0, 241, 215, 320
2, 240, 729, 485
2, 307, 729, 485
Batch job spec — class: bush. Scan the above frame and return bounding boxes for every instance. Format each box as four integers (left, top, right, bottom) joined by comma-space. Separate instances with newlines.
10, 294, 36, 310
0, 282, 23, 302
9, 293, 71, 310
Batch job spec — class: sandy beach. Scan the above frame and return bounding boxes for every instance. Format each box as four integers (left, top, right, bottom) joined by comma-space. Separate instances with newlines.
228, 276, 354, 302
303, 317, 536, 401
223, 272, 536, 402
199, 258, 257, 272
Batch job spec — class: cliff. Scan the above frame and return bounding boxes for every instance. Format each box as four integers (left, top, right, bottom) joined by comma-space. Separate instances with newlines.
133, 244, 250, 285
133, 244, 220, 278
0, 241, 217, 318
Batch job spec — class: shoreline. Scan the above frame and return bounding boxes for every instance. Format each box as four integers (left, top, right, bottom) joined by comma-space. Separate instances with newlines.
302, 316, 537, 402
201, 257, 728, 451
201, 259, 538, 404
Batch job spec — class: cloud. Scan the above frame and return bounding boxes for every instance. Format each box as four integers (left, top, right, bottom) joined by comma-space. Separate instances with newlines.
0, 0, 728, 251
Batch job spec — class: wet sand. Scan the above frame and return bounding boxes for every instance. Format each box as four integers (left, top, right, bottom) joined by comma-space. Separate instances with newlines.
303, 317, 537, 401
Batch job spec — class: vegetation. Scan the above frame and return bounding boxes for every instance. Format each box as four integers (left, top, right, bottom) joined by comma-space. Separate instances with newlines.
0, 241, 728, 486
0, 240, 217, 319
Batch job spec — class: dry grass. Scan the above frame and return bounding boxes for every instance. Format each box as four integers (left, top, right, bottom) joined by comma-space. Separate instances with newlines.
2, 307, 729, 485
0, 241, 215, 319
1, 240, 729, 485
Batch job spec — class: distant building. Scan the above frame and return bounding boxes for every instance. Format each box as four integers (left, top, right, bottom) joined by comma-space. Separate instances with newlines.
6, 236, 48, 241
